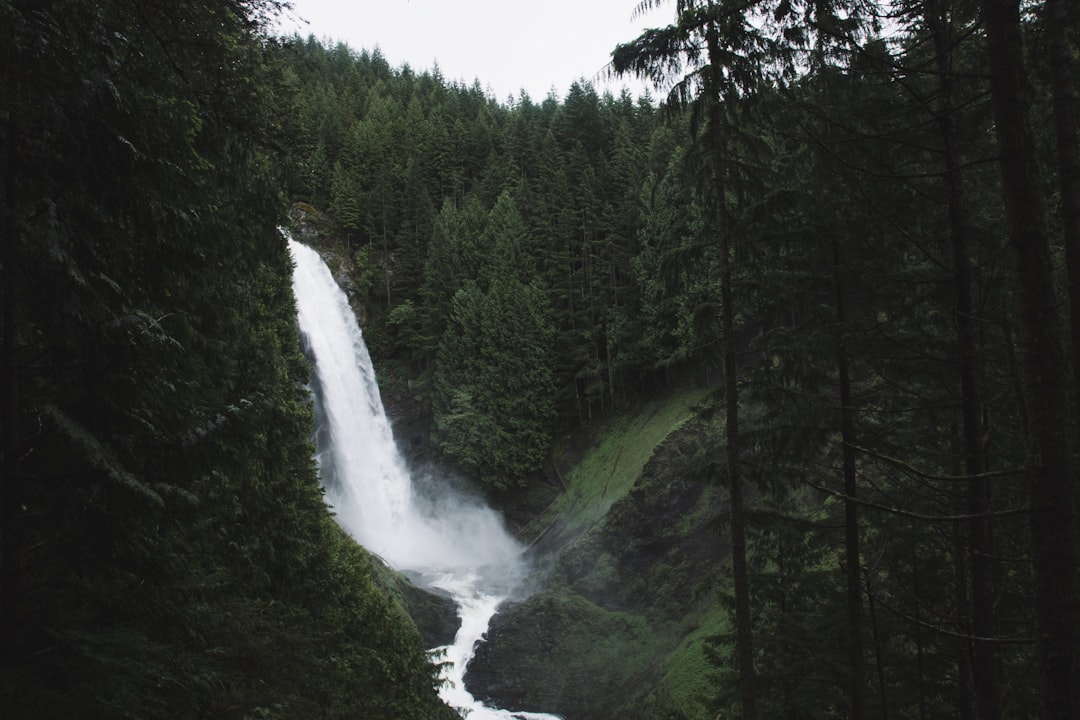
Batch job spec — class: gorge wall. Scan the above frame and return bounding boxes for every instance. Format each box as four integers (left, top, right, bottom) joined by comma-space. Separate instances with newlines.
467, 391, 736, 720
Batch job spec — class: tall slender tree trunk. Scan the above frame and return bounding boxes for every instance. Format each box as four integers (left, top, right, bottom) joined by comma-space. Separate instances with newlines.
1046, 0, 1080, 437
1, 107, 21, 664
707, 21, 758, 719
777, 530, 794, 718
981, 2, 1080, 718
952, 519, 975, 720
927, 5, 999, 717
720, 195, 758, 720
866, 579, 890, 720
909, 522, 927, 720
832, 233, 865, 720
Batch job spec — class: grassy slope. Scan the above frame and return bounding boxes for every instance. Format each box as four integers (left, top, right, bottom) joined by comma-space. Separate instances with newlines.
521, 387, 706, 552
472, 386, 738, 720
644, 604, 732, 719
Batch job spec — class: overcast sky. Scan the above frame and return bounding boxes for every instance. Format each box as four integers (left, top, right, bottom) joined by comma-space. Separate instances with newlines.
275, 0, 669, 102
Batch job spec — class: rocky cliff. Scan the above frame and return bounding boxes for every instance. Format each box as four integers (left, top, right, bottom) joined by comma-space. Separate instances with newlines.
467, 390, 736, 720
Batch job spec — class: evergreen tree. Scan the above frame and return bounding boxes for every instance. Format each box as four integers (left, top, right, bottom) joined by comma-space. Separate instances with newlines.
0, 3, 453, 717
981, 1, 1080, 716
431, 194, 556, 489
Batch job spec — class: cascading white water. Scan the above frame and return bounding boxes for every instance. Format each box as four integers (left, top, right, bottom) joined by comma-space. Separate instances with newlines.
289, 238, 560, 720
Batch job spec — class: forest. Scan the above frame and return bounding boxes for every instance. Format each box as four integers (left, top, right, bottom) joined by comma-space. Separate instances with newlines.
0, 1, 453, 718
2, 0, 1079, 719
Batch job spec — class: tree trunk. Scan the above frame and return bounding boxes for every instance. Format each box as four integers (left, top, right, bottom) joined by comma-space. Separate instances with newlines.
777, 530, 793, 718
721, 203, 758, 720
832, 232, 866, 720
708, 20, 758, 719
909, 522, 927, 720
927, 5, 999, 717
866, 579, 890, 720
1, 100, 21, 665
981, 2, 1080, 718
1046, 0, 1080, 438
952, 519, 975, 720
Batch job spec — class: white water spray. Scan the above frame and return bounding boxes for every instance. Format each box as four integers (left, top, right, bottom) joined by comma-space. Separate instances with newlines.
289, 238, 560, 720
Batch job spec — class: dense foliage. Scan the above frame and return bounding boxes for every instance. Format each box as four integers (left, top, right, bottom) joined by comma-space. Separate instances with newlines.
0, 1, 452, 718
276, 1, 1080, 718
3, 0, 1076, 717
280, 37, 694, 488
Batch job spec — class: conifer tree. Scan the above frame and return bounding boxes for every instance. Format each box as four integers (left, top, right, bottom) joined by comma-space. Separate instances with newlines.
981, 1, 1080, 717
1, 4, 454, 717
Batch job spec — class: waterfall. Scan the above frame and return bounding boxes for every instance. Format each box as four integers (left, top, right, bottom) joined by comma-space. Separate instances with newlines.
289, 238, 560, 720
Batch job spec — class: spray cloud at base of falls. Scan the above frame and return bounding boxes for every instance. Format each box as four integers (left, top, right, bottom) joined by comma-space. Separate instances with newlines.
288, 237, 560, 720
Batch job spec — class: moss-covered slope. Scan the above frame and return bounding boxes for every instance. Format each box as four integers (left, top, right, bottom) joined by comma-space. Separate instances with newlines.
468, 390, 735, 720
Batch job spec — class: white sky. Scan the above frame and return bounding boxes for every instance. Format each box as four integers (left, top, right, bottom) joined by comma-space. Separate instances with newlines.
275, 0, 669, 102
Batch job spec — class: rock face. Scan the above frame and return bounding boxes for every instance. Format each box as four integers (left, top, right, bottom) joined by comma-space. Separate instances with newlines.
395, 574, 460, 648
467, 412, 732, 720
468, 593, 658, 717
369, 559, 460, 649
